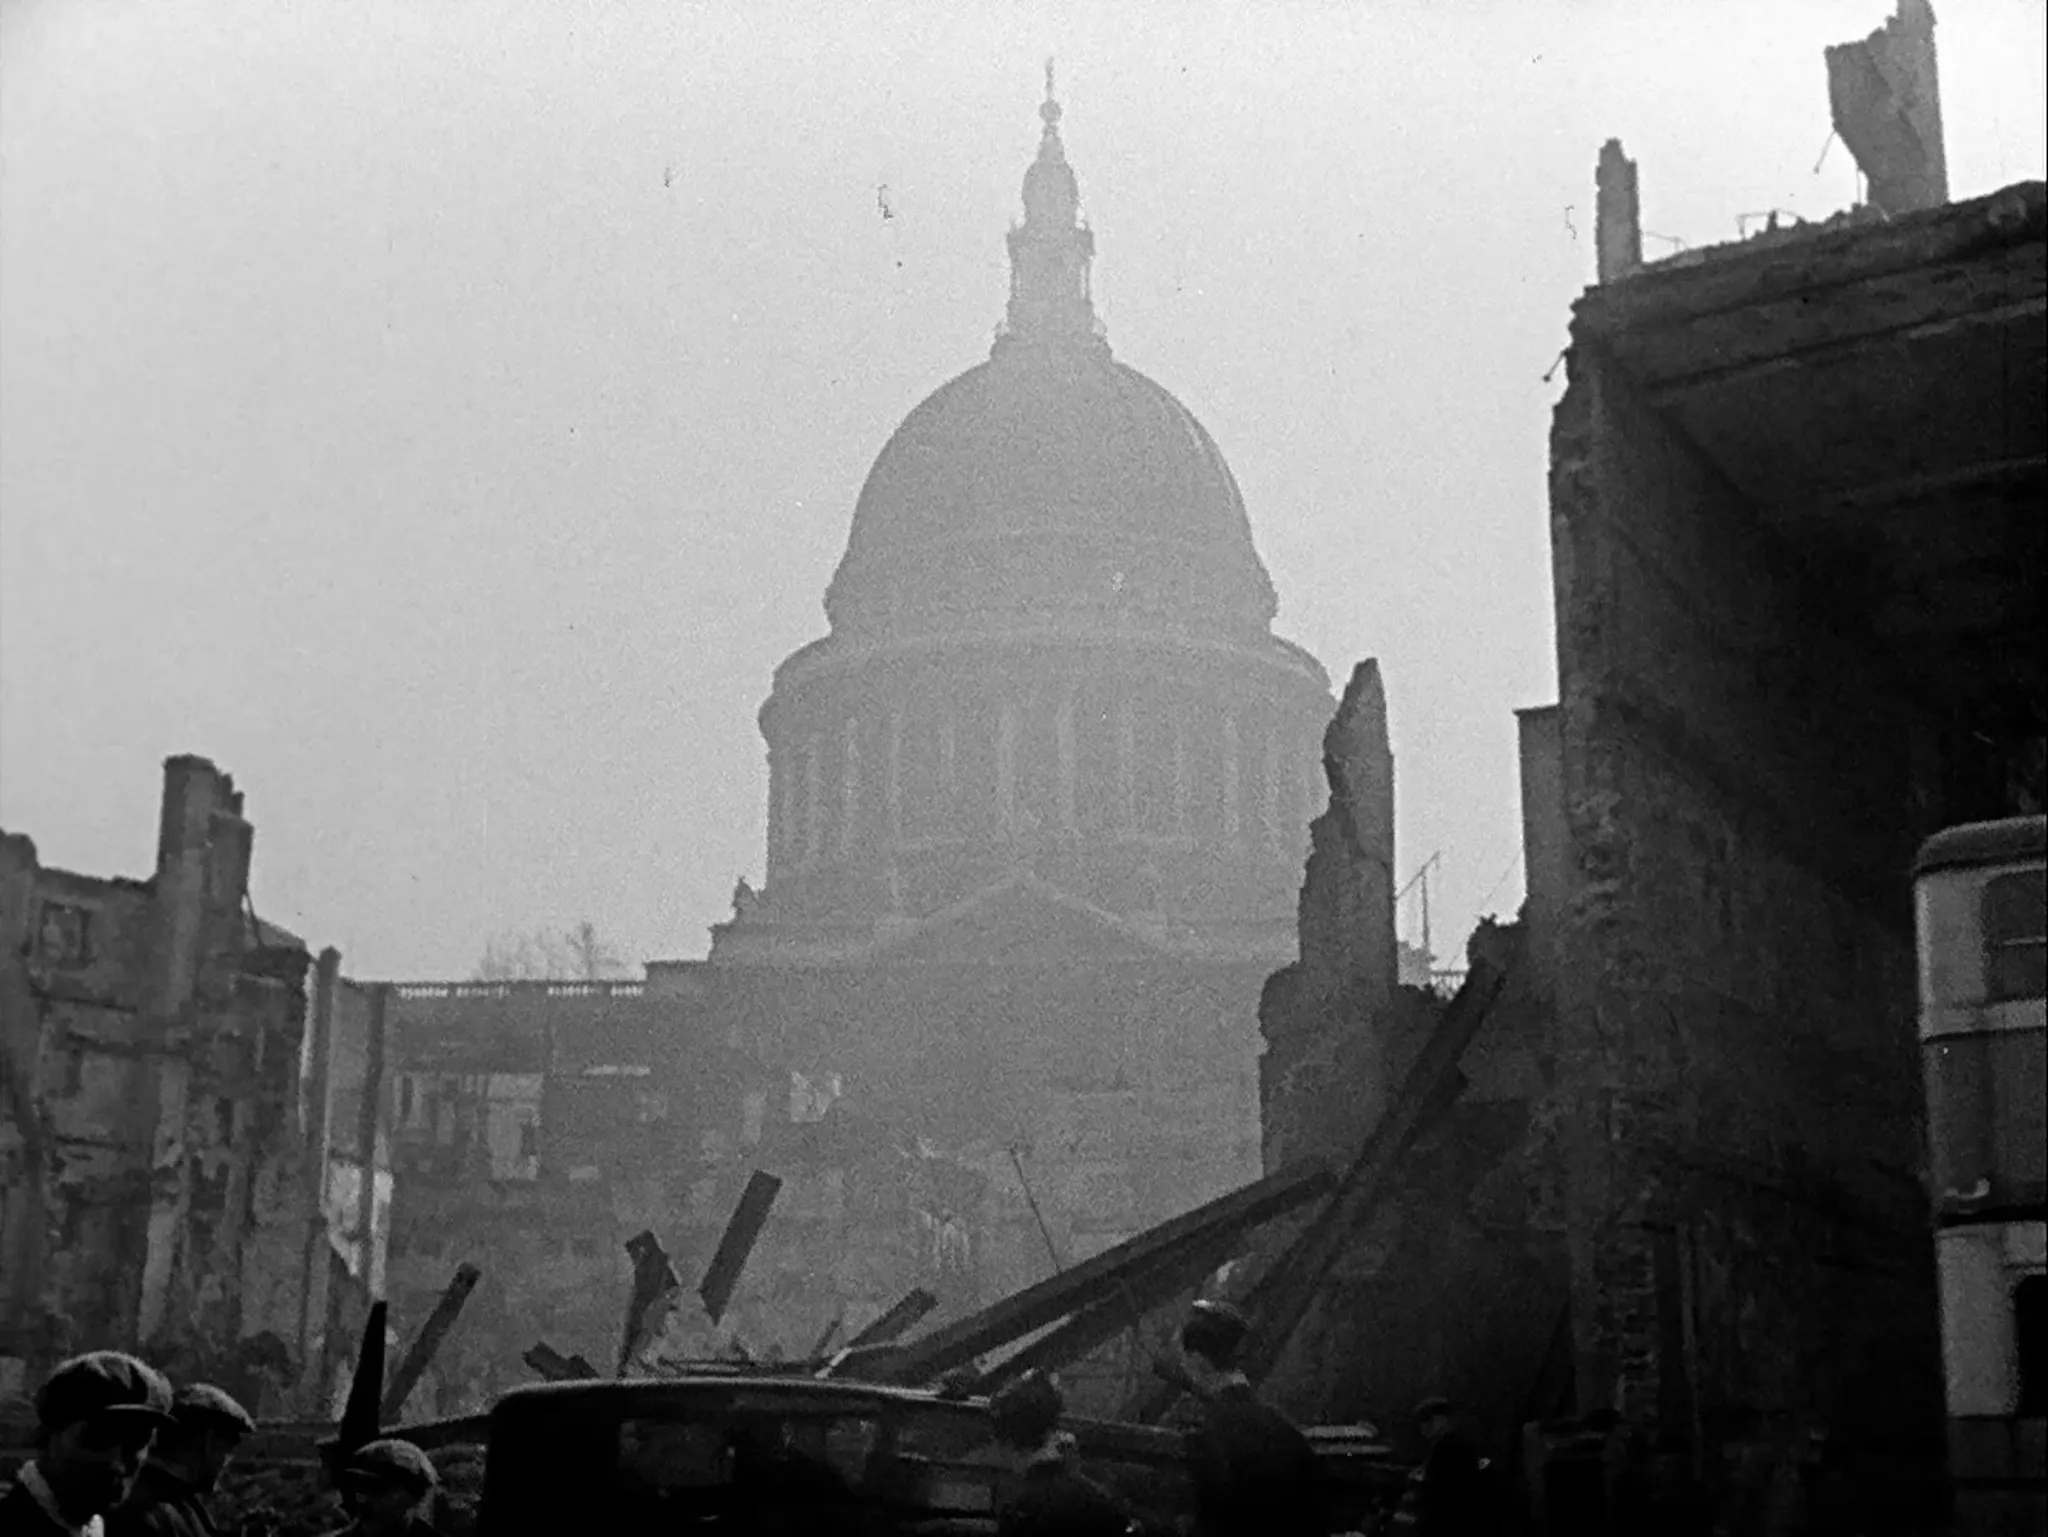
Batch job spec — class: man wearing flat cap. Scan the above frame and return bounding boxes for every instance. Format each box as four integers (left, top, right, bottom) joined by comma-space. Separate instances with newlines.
324, 1439, 440, 1537
1389, 1398, 1496, 1536
0, 1351, 175, 1537
105, 1383, 256, 1537
986, 1370, 1132, 1537
1173, 1300, 1325, 1537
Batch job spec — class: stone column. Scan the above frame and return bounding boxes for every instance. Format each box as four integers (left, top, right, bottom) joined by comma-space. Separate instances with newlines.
997, 704, 1019, 836
1264, 735, 1283, 856
1222, 714, 1241, 843
887, 710, 904, 840
137, 757, 228, 1345
1118, 700, 1137, 834
765, 747, 787, 881
840, 717, 860, 856
804, 740, 824, 865
295, 947, 342, 1411
1172, 715, 1190, 834
1056, 697, 1077, 832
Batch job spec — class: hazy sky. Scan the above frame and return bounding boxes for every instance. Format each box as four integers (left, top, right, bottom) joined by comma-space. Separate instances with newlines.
4, 1, 2043, 981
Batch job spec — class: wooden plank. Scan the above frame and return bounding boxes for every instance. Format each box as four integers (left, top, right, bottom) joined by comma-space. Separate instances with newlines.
380, 1263, 482, 1421
975, 1230, 1240, 1393
336, 1300, 387, 1454
524, 1342, 600, 1382
699, 1171, 783, 1325
844, 1289, 938, 1350
875, 1161, 1334, 1386
1127, 958, 1512, 1422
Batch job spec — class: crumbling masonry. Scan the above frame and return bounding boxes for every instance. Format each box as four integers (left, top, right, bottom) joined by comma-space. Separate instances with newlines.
0, 758, 322, 1414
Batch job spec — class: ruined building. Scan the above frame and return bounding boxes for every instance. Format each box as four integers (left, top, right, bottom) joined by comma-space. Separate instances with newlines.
367, 79, 1346, 1404
0, 758, 326, 1415
1256, 8, 2044, 1527
1533, 172, 2042, 1530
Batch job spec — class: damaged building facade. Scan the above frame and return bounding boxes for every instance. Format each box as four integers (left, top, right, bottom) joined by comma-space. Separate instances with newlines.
0, 758, 337, 1416
375, 974, 1002, 1411
1258, 6, 2043, 1528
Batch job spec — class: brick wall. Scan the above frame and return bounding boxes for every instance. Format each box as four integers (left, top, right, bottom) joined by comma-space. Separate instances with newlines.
1547, 343, 1947, 1510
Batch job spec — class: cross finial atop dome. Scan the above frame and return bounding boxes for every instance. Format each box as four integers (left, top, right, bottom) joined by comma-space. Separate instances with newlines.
1000, 64, 1103, 353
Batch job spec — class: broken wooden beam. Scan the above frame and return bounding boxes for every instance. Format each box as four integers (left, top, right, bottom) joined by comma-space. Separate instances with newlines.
844, 1289, 938, 1351
975, 1230, 1240, 1394
871, 1160, 1334, 1386
380, 1263, 482, 1422
523, 1342, 599, 1382
699, 1170, 782, 1326
336, 1301, 387, 1455
1127, 957, 1513, 1422
805, 1309, 846, 1361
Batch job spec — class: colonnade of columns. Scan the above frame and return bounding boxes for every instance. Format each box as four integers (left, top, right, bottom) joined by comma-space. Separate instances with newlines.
765, 681, 1322, 890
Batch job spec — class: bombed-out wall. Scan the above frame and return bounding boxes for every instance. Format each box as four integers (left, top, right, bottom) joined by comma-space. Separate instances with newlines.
0, 758, 318, 1415
1254, 661, 1574, 1437
1546, 338, 1949, 1497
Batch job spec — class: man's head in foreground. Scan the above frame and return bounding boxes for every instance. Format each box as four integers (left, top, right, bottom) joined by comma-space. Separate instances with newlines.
32, 1351, 176, 1520
1177, 1299, 1252, 1396
988, 1370, 1066, 1458
338, 1438, 438, 1533
1414, 1396, 1457, 1446
154, 1383, 257, 1495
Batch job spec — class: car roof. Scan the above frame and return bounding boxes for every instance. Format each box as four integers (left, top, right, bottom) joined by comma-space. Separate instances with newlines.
488, 1372, 984, 1417
1914, 815, 2047, 877
483, 1371, 1188, 1460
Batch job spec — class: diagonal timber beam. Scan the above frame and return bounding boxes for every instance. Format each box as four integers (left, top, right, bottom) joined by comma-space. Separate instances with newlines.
872, 1160, 1334, 1386
1127, 956, 1513, 1422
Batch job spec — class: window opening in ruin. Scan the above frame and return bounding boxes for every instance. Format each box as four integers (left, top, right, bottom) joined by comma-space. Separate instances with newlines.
1983, 871, 2046, 1002
35, 901, 94, 967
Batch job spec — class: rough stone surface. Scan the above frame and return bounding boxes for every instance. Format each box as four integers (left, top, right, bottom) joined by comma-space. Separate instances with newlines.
1540, 245, 2001, 1524
1257, 660, 1396, 1177
0, 759, 318, 1414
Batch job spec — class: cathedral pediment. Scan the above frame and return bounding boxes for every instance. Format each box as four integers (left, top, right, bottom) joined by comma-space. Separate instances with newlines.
869, 868, 1183, 963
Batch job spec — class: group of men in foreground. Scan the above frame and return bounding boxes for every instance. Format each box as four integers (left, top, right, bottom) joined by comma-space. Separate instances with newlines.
0, 1351, 436, 1537
4, 1298, 1492, 1536
991, 1297, 1326, 1536
991, 1297, 1496, 1536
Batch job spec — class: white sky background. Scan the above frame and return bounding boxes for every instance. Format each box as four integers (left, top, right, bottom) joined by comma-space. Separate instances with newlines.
2, 0, 2043, 980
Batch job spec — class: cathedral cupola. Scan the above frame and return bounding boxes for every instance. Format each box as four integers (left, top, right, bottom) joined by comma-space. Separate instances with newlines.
1001, 62, 1102, 352
741, 69, 1333, 948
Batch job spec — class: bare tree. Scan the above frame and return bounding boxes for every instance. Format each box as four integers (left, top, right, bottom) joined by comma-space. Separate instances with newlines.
473, 922, 631, 982
564, 920, 626, 980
